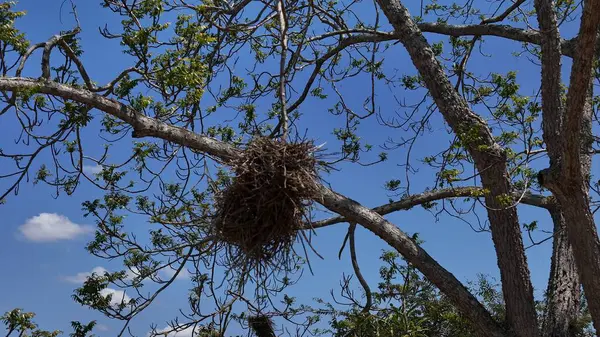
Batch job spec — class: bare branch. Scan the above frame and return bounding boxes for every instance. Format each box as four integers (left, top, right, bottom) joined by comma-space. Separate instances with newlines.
0, 76, 505, 337
482, 0, 526, 24
312, 187, 555, 229
419, 22, 582, 57
309, 21, 598, 61
347, 222, 372, 314
0, 77, 240, 162
58, 39, 93, 90
41, 28, 80, 79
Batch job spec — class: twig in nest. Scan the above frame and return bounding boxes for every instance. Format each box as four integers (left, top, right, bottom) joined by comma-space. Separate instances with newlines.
214, 137, 323, 273
249, 315, 276, 337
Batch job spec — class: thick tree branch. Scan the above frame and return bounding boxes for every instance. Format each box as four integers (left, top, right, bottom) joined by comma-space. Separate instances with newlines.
544, 2, 600, 327
540, 0, 600, 331
562, 1, 600, 179
534, 2, 582, 336
315, 185, 506, 337
288, 21, 587, 116
41, 28, 81, 80
535, 0, 564, 163
312, 187, 555, 229
0, 76, 507, 337
0, 78, 240, 162
310, 23, 583, 61
418, 22, 578, 58
373, 1, 539, 336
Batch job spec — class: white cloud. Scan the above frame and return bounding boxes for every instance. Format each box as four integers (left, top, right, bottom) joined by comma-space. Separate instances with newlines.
96, 324, 109, 332
125, 266, 141, 281
63, 266, 108, 284
63, 267, 131, 308
161, 266, 190, 280
19, 213, 93, 242
82, 164, 103, 175
151, 326, 196, 337
127, 266, 189, 281
100, 288, 131, 307
66, 265, 186, 285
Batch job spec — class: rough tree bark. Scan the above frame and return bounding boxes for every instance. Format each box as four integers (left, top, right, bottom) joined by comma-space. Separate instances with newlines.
537, 0, 600, 332
534, 2, 582, 336
312, 187, 554, 229
543, 209, 581, 337
372, 0, 538, 335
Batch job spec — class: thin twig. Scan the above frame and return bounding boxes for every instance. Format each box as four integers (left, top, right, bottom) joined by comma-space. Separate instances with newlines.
276, 0, 289, 140
348, 222, 372, 313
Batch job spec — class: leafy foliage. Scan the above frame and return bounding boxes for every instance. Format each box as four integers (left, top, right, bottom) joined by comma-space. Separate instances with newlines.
0, 0, 599, 336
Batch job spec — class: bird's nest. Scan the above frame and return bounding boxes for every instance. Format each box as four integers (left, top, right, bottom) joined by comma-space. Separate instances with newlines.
248, 315, 276, 337
214, 137, 321, 268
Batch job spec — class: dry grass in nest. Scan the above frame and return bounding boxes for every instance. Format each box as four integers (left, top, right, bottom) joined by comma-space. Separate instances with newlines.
214, 137, 321, 267
248, 315, 276, 337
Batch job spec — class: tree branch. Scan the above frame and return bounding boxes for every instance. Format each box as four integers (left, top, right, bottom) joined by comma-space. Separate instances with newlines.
41, 28, 81, 80
418, 22, 577, 58
312, 187, 555, 229
546, 2, 600, 329
563, 1, 600, 179
276, 0, 289, 139
0, 78, 240, 162
307, 23, 583, 61
286, 21, 586, 117
315, 185, 506, 337
534, 2, 583, 336
535, 0, 564, 162
0, 76, 506, 337
347, 222, 372, 314
373, 0, 539, 335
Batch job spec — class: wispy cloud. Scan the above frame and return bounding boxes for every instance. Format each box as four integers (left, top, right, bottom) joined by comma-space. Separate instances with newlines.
126, 266, 189, 281
19, 213, 93, 242
82, 164, 103, 175
161, 266, 190, 280
125, 266, 141, 281
64, 267, 131, 308
63, 266, 108, 284
100, 288, 131, 307
96, 324, 109, 332
151, 326, 197, 337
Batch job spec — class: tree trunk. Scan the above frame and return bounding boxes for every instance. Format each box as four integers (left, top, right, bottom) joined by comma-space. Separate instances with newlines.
554, 193, 600, 334
534, 2, 584, 334
549, 98, 599, 334
372, 1, 539, 335
542, 16, 600, 327
541, 82, 598, 334
542, 208, 581, 337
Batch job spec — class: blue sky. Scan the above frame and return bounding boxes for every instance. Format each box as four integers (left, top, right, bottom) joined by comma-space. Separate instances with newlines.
0, 1, 596, 336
